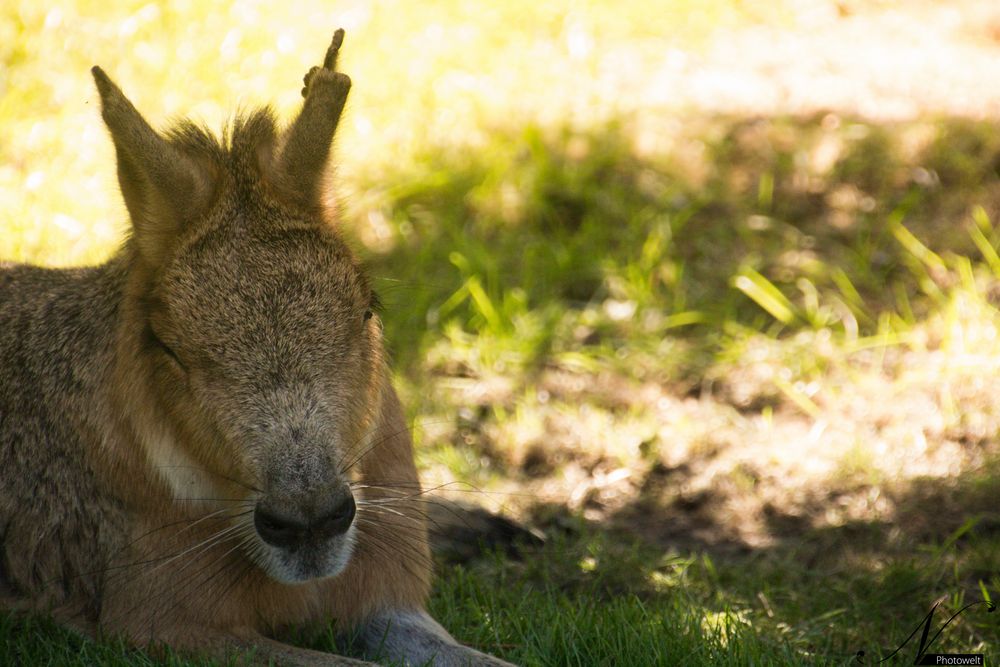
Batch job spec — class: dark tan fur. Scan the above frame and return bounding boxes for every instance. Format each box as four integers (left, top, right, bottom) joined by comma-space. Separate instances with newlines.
0, 30, 513, 667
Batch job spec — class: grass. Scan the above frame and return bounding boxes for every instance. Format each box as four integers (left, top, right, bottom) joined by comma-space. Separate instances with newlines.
4, 0, 1000, 665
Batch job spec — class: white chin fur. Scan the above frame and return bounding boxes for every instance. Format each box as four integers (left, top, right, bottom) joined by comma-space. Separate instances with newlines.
251, 524, 357, 584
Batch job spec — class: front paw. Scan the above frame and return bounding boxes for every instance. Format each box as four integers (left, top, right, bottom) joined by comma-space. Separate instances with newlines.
426, 643, 518, 667
359, 609, 517, 667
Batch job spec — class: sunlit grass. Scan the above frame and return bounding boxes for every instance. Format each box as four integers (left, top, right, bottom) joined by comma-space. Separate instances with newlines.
0, 0, 787, 266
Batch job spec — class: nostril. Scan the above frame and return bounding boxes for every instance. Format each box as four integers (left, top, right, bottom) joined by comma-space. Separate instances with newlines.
312, 494, 356, 539
255, 495, 355, 547
254, 506, 308, 548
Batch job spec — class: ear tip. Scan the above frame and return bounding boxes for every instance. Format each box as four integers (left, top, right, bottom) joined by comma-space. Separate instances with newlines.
91, 66, 114, 96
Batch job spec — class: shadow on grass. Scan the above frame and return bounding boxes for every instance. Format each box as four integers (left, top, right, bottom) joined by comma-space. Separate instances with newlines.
419, 457, 1000, 664
357, 111, 1000, 380
579, 455, 1000, 662
349, 110, 1000, 663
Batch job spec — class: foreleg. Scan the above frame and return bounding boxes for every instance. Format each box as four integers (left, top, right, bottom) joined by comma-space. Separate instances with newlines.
358, 609, 516, 667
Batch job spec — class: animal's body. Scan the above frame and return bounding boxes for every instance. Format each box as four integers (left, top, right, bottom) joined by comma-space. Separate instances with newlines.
0, 30, 513, 666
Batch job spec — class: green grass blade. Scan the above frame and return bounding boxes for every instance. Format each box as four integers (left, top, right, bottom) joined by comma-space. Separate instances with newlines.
733, 268, 799, 325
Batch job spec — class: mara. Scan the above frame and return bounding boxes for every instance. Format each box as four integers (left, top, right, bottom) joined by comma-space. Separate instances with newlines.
0, 30, 513, 667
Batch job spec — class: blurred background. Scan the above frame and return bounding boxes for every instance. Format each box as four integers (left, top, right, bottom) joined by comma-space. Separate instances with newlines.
4, 0, 1000, 664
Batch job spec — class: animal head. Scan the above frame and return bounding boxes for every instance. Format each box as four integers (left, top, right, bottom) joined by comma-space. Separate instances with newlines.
96, 31, 381, 583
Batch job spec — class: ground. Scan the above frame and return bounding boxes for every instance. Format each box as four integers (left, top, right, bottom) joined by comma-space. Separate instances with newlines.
3, 0, 1000, 664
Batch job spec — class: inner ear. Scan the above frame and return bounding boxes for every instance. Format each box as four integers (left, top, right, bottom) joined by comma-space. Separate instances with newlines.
92, 67, 217, 268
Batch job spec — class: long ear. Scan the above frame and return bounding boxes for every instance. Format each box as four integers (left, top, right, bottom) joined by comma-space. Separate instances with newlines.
92, 67, 213, 266
270, 29, 352, 212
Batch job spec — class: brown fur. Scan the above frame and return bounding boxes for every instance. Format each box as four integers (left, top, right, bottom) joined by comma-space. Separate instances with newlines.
0, 30, 513, 666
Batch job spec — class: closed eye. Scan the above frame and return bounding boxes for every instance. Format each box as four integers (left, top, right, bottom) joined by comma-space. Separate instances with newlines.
364, 291, 382, 322
147, 327, 185, 370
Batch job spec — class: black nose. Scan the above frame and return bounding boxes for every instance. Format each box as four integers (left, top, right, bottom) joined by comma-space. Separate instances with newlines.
312, 494, 356, 539
254, 495, 356, 548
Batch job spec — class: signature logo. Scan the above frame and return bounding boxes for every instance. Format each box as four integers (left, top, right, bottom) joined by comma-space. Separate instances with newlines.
855, 597, 995, 665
